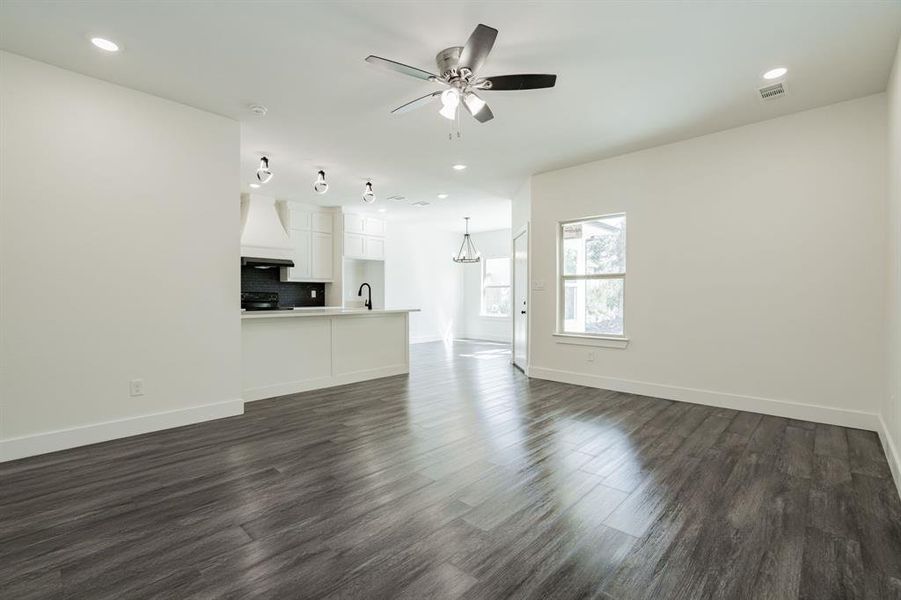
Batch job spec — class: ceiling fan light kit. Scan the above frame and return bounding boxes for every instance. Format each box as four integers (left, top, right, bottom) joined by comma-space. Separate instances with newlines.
366, 23, 557, 125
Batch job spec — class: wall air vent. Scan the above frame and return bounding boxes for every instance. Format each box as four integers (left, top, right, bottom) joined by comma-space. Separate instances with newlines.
387, 195, 406, 202
411, 201, 430, 207
758, 82, 786, 101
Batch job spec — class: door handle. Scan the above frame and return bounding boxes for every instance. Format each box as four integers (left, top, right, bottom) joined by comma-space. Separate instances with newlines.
521, 310, 527, 314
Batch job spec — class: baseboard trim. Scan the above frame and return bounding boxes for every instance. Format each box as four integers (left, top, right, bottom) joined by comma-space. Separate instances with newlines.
529, 367, 881, 431
877, 415, 901, 500
243, 364, 409, 401
461, 334, 512, 343
410, 335, 447, 344
0, 399, 244, 462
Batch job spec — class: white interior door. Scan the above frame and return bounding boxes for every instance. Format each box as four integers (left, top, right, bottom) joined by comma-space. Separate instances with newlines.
513, 228, 528, 371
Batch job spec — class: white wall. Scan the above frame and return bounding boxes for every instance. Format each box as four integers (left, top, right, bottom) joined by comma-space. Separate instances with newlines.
884, 37, 901, 491
460, 229, 513, 342
512, 179, 531, 237
385, 223, 461, 343
0, 53, 242, 460
529, 94, 887, 429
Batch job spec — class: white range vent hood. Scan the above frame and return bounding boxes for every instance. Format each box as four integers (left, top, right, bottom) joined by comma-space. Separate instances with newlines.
240, 194, 292, 261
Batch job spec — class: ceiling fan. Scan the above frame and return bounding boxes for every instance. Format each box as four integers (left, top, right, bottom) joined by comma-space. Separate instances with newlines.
365, 24, 557, 124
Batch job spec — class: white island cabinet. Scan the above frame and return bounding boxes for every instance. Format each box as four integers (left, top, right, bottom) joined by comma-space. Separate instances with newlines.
241, 308, 418, 401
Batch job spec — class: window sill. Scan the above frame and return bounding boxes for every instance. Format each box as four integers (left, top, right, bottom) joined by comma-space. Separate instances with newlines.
553, 333, 630, 349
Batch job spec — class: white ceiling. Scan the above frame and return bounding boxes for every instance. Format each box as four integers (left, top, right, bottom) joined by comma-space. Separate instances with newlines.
2, 1, 900, 232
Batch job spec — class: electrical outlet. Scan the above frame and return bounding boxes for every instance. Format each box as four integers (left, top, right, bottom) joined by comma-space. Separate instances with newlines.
587, 351, 596, 363
130, 379, 144, 397
311, 289, 317, 298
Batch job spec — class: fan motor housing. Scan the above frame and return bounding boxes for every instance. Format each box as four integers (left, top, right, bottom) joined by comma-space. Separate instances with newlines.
436, 46, 463, 78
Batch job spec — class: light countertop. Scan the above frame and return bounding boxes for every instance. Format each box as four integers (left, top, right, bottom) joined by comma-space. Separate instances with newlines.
241, 307, 420, 320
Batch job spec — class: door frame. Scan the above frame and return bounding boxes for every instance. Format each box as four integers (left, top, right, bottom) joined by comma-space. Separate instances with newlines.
511, 223, 530, 375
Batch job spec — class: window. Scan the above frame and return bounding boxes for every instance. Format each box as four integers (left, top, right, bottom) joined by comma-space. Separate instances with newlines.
481, 257, 511, 317
559, 214, 626, 337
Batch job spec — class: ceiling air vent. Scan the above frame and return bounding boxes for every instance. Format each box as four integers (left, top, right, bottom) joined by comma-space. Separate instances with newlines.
387, 195, 406, 202
758, 82, 786, 101
411, 201, 430, 207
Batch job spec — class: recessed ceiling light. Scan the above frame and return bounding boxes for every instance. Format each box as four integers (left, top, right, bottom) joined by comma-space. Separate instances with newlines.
377, 208, 388, 213
763, 67, 787, 80
437, 193, 449, 199
249, 183, 260, 189
452, 164, 467, 171
90, 37, 119, 52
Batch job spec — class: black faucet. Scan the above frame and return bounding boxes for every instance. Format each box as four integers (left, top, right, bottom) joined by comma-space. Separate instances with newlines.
358, 282, 372, 310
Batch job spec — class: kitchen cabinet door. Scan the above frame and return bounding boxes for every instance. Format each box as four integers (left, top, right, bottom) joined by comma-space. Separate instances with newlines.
289, 206, 311, 231
285, 229, 311, 279
344, 213, 364, 235
312, 232, 333, 280
364, 236, 385, 260
312, 212, 333, 234
363, 217, 385, 237
344, 233, 365, 258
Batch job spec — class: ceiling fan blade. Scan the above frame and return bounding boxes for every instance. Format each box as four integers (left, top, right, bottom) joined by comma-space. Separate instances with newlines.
463, 92, 493, 123
482, 74, 557, 91
365, 55, 439, 81
458, 24, 498, 75
391, 91, 442, 115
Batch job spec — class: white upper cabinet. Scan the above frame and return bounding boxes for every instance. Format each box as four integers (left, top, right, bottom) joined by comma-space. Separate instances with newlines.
280, 204, 335, 282
311, 232, 333, 279
284, 229, 311, 280
364, 236, 385, 260
342, 214, 385, 261
344, 233, 365, 259
364, 217, 386, 237
344, 213, 365, 235
288, 205, 312, 231
312, 212, 333, 234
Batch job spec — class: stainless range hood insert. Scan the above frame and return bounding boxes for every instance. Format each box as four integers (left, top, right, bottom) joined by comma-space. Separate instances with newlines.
241, 256, 295, 269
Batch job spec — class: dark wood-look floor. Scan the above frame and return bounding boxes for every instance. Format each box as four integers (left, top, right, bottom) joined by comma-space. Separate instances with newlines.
2, 340, 900, 599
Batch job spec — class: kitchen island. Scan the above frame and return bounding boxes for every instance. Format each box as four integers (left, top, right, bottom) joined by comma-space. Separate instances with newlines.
241, 308, 419, 401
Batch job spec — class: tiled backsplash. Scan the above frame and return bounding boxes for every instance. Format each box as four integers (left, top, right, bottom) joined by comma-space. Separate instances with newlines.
241, 265, 325, 307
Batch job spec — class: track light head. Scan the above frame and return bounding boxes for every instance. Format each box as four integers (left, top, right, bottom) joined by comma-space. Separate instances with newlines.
256, 156, 273, 184
313, 170, 328, 194
362, 181, 376, 204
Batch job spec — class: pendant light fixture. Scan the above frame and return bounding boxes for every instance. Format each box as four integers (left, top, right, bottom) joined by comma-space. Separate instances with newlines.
362, 180, 375, 204
256, 156, 273, 184
313, 170, 328, 194
452, 217, 480, 263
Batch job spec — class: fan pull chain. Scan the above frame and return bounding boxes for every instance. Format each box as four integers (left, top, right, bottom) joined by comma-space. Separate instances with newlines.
448, 105, 463, 141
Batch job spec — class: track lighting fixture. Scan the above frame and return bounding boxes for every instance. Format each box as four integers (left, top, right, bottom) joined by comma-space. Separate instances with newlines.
362, 181, 376, 204
256, 156, 273, 184
313, 170, 329, 194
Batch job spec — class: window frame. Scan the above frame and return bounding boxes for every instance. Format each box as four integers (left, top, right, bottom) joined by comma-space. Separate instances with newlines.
556, 213, 629, 346
480, 256, 512, 318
